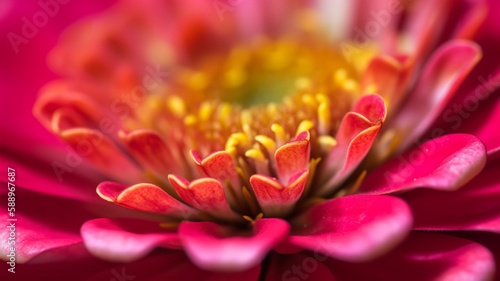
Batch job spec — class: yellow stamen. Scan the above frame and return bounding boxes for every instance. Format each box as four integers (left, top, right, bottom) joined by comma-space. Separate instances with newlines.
255, 135, 276, 153
296, 120, 314, 136
245, 148, 265, 162
166, 95, 186, 118
271, 123, 286, 146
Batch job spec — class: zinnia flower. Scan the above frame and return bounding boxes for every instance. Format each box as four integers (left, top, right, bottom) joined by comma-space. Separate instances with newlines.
2, 0, 500, 280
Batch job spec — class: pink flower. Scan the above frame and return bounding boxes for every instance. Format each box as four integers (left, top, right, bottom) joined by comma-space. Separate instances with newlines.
2, 0, 500, 280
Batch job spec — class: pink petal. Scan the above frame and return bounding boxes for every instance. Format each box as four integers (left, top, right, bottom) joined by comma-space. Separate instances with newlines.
97, 181, 197, 219
0, 209, 84, 264
179, 218, 290, 271
250, 170, 308, 217
400, 163, 500, 232
400, 0, 453, 57
168, 175, 239, 220
274, 131, 310, 185
325, 232, 495, 281
285, 194, 412, 262
392, 40, 482, 150
81, 218, 181, 262
429, 70, 500, 155
0, 189, 105, 264
0, 148, 100, 202
360, 134, 487, 194
60, 128, 143, 184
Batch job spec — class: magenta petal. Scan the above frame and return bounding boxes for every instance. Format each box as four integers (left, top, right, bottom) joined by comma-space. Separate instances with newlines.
0, 189, 108, 264
325, 232, 495, 281
0, 211, 84, 264
179, 218, 290, 271
392, 40, 482, 150
360, 134, 487, 194
286, 195, 412, 262
81, 218, 181, 262
401, 164, 500, 232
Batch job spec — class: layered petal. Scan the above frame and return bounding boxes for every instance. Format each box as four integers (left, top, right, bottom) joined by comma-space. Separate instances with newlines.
0, 189, 110, 264
392, 40, 482, 150
168, 175, 240, 220
179, 218, 289, 271
284, 194, 412, 262
120, 129, 185, 177
318, 94, 386, 195
360, 134, 487, 194
250, 170, 308, 217
400, 163, 500, 232
60, 128, 143, 183
81, 218, 181, 262
274, 131, 310, 185
326, 232, 495, 281
191, 150, 242, 205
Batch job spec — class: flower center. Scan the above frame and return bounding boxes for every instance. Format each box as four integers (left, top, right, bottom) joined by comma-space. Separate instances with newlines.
119, 35, 378, 221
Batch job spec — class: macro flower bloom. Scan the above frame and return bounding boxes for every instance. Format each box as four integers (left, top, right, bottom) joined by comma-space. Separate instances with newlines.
2, 0, 500, 280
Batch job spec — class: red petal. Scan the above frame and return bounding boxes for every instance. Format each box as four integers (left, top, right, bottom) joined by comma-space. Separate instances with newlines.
319, 94, 386, 195
179, 218, 289, 271
250, 170, 308, 217
121, 129, 184, 177
60, 128, 143, 184
285, 195, 412, 262
362, 56, 406, 109
191, 150, 242, 204
274, 131, 311, 185
81, 218, 181, 263
360, 134, 487, 194
168, 175, 239, 220
97, 182, 197, 219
